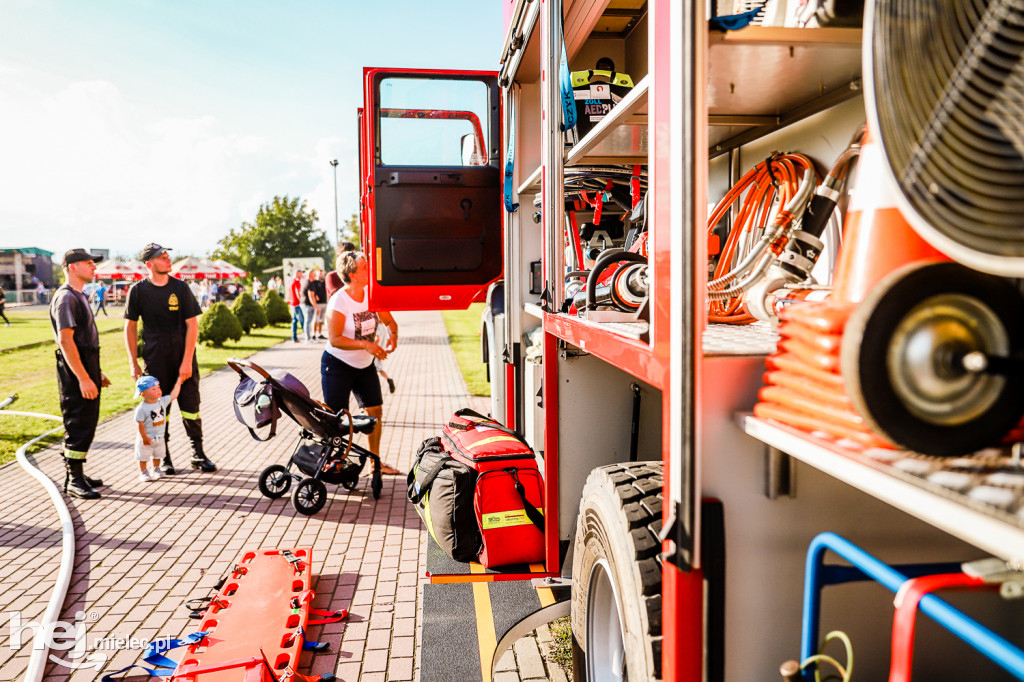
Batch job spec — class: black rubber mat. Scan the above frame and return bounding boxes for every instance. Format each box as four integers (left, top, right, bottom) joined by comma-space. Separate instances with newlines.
420, 577, 571, 681
421, 582, 482, 681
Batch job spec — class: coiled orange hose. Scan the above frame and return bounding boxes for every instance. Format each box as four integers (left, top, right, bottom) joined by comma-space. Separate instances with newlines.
707, 153, 817, 323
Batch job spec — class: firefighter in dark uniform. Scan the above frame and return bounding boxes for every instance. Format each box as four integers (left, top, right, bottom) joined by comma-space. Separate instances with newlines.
123, 243, 217, 475
51, 249, 111, 500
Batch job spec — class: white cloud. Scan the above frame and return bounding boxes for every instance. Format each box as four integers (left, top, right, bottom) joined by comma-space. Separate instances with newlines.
0, 61, 344, 259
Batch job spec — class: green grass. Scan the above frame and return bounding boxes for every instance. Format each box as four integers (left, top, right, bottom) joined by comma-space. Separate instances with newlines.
546, 616, 574, 677
0, 305, 125, 350
441, 302, 490, 397
0, 314, 292, 465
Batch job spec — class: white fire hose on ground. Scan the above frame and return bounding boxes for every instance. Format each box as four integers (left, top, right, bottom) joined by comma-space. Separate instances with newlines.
0, 394, 81, 682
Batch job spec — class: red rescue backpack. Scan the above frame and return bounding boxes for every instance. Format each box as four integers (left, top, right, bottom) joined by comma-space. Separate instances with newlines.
408, 409, 545, 568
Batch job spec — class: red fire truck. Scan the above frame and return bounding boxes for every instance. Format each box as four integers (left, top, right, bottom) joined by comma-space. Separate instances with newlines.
359, 1, 1024, 680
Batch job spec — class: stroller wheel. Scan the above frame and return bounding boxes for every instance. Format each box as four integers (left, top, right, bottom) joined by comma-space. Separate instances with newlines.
258, 465, 292, 499
292, 478, 328, 515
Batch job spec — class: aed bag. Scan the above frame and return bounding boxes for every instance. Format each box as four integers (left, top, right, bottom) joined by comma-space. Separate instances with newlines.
407, 409, 545, 568
566, 58, 634, 146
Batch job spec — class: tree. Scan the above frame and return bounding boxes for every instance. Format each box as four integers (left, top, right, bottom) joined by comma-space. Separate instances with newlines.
341, 213, 361, 249
212, 196, 334, 281
231, 292, 267, 334
260, 289, 291, 325
198, 303, 243, 346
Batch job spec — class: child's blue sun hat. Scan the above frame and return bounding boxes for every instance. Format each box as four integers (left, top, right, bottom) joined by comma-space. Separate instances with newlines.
134, 375, 160, 398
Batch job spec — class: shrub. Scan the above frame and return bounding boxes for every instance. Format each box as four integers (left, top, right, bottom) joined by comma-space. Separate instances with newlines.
198, 302, 243, 347
231, 292, 267, 334
260, 289, 291, 325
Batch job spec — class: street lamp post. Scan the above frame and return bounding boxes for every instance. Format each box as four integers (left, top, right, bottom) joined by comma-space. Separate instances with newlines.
330, 159, 340, 246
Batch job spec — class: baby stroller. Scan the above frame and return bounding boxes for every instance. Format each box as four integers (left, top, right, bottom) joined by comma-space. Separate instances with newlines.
228, 358, 384, 515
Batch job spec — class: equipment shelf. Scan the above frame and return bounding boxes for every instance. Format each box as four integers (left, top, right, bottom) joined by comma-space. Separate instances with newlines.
561, 27, 861, 163
707, 27, 862, 156
565, 74, 649, 166
702, 321, 778, 357
743, 415, 1024, 564
518, 165, 543, 195
543, 311, 662, 388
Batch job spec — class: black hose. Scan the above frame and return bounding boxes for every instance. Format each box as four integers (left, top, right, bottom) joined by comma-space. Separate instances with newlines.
585, 249, 647, 310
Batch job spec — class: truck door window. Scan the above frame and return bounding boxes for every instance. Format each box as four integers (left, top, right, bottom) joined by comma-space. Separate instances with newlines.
378, 77, 490, 167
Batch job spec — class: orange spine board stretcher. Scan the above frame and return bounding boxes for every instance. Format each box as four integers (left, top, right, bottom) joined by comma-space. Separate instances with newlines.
173, 548, 323, 682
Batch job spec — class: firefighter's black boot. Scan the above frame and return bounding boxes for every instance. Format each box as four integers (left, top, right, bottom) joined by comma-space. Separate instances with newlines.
82, 460, 103, 488
184, 418, 217, 473
64, 458, 100, 500
161, 423, 176, 475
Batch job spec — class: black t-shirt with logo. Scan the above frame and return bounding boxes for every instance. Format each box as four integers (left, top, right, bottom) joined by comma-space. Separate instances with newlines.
124, 277, 202, 339
311, 279, 326, 305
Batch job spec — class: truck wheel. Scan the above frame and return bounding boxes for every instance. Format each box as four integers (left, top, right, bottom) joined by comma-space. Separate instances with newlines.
572, 462, 663, 682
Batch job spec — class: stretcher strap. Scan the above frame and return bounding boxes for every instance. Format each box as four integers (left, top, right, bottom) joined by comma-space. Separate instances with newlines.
889, 573, 988, 682
308, 607, 349, 625
100, 630, 210, 681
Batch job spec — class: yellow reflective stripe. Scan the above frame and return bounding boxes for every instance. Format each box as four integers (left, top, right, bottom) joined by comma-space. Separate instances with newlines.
422, 491, 439, 546
465, 435, 523, 450
180, 410, 199, 420
480, 508, 544, 530
471, 563, 496, 682
64, 449, 87, 460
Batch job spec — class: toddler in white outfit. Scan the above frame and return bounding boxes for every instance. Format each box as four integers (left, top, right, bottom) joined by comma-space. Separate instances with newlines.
134, 375, 182, 482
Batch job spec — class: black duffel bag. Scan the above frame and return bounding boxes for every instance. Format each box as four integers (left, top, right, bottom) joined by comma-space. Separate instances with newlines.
407, 437, 481, 562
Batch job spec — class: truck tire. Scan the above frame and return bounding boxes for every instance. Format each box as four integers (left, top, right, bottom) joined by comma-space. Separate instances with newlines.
572, 462, 663, 682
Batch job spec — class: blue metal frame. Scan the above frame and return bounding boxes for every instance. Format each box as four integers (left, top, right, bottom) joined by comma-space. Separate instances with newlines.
801, 532, 1024, 681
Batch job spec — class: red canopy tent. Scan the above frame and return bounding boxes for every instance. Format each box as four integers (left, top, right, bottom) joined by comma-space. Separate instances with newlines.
171, 257, 225, 280
212, 259, 247, 279
94, 260, 146, 280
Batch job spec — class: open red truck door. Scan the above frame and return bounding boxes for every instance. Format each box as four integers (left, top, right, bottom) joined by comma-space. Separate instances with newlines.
360, 68, 502, 311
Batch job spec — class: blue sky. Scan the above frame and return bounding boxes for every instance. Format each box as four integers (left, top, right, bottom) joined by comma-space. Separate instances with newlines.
0, 0, 502, 259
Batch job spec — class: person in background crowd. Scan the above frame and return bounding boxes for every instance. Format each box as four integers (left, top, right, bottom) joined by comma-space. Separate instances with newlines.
300, 270, 316, 343
51, 249, 111, 499
36, 280, 47, 304
92, 280, 109, 317
310, 269, 327, 341
321, 250, 401, 476
191, 279, 208, 308
252, 277, 262, 301
124, 243, 217, 475
0, 285, 11, 326
288, 268, 305, 343
325, 241, 356, 300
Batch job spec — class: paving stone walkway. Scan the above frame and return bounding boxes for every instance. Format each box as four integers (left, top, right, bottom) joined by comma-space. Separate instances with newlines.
0, 310, 563, 682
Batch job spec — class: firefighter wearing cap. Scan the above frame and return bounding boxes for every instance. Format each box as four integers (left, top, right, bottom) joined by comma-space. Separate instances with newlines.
123, 243, 217, 475
51, 248, 111, 499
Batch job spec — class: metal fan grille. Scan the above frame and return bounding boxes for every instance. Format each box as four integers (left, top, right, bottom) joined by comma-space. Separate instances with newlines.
872, 0, 1024, 266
